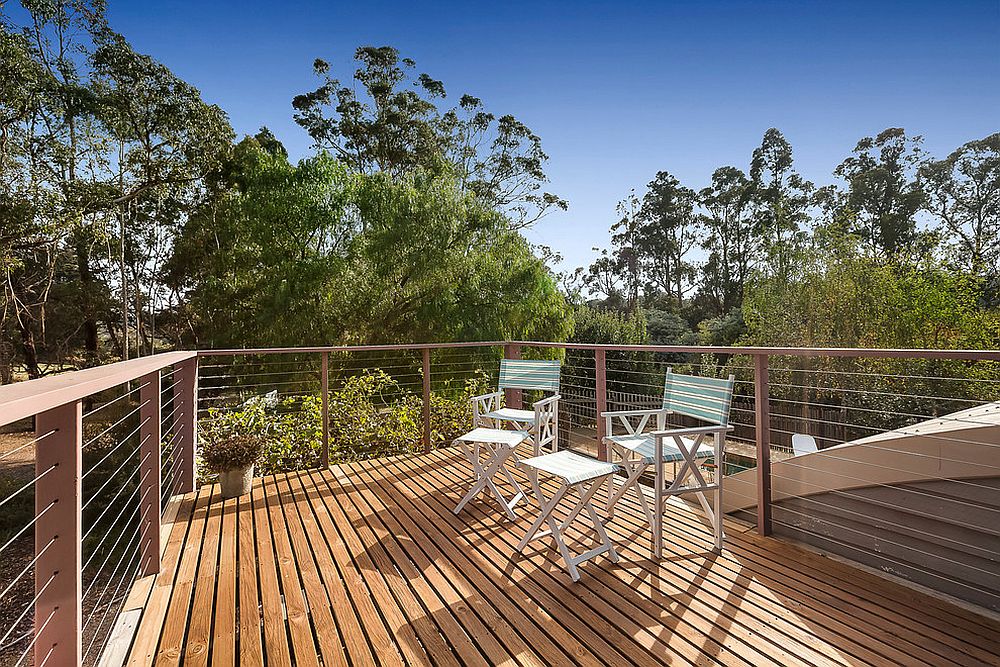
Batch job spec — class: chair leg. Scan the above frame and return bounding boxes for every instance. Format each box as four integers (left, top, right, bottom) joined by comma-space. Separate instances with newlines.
606, 443, 618, 516
583, 487, 619, 564
714, 485, 723, 551
455, 442, 521, 519
517, 472, 569, 551
606, 459, 651, 526
713, 431, 724, 551
654, 454, 664, 559
547, 510, 578, 581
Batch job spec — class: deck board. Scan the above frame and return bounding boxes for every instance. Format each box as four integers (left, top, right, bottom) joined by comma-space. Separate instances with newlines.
127, 447, 1000, 666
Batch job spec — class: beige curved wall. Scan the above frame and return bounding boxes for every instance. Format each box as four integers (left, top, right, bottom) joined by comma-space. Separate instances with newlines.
723, 401, 1000, 514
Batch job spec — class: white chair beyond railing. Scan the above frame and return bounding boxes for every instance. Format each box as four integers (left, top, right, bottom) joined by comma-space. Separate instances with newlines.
791, 433, 818, 456
471, 358, 561, 455
602, 368, 735, 557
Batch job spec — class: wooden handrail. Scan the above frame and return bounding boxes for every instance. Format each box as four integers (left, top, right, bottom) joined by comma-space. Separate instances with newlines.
510, 340, 1000, 361
0, 351, 196, 427
197, 341, 506, 356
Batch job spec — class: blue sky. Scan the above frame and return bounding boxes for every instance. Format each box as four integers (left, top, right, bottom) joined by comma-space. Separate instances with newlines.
102, 0, 999, 271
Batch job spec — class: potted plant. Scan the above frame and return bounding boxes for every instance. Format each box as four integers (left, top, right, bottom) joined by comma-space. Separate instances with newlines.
201, 431, 263, 499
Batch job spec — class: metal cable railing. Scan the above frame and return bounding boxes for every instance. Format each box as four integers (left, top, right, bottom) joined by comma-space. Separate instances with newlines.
2, 342, 999, 663
0, 351, 196, 666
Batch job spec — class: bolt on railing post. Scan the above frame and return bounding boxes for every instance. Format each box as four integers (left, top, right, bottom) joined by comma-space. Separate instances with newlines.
175, 357, 198, 494
503, 343, 522, 409
321, 352, 330, 468
138, 371, 162, 576
754, 353, 772, 536
35, 400, 82, 666
595, 348, 608, 461
422, 348, 432, 453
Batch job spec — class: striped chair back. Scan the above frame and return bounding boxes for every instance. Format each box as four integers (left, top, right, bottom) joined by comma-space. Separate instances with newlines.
662, 368, 736, 426
498, 359, 561, 393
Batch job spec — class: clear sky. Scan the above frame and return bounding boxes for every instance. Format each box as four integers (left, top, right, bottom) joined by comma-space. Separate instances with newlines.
102, 0, 999, 272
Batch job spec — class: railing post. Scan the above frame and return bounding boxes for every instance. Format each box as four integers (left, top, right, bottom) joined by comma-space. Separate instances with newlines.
595, 348, 608, 461
175, 357, 198, 494
138, 371, 162, 576
422, 348, 432, 453
503, 343, 522, 409
754, 353, 772, 536
321, 352, 330, 468
35, 401, 82, 666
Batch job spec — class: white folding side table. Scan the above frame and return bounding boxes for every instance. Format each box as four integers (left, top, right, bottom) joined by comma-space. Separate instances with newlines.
453, 427, 532, 520
516, 450, 620, 581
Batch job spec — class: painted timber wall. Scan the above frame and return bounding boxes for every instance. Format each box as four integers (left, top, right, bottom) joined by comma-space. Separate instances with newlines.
723, 402, 1000, 612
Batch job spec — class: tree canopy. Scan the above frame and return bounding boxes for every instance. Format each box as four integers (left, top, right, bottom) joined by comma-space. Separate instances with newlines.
2, 0, 998, 382
581, 126, 1000, 353
166, 136, 573, 348
292, 46, 566, 229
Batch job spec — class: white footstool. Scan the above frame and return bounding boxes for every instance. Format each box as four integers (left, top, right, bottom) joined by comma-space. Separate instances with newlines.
453, 427, 531, 520
516, 451, 620, 581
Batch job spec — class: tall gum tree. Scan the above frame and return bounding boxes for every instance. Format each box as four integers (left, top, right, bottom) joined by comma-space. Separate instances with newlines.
291, 46, 566, 229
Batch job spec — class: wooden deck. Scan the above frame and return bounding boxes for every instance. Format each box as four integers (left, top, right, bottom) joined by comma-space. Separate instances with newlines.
124, 446, 1000, 666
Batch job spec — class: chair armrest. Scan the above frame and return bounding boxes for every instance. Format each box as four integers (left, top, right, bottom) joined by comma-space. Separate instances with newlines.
470, 390, 503, 404
532, 394, 561, 409
600, 408, 668, 419
651, 425, 734, 438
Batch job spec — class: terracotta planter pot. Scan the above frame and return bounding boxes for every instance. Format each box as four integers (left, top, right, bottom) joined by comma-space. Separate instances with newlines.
219, 464, 254, 499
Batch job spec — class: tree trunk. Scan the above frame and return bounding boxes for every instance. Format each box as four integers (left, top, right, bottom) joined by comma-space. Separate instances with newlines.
16, 310, 42, 379
75, 234, 100, 357
0, 341, 12, 384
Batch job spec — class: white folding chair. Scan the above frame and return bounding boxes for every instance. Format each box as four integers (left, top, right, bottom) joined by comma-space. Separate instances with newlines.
603, 369, 735, 557
792, 433, 818, 456
516, 451, 620, 582
472, 358, 561, 455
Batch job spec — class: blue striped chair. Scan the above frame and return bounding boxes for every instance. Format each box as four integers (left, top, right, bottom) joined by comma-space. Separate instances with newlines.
472, 359, 561, 455
602, 368, 735, 556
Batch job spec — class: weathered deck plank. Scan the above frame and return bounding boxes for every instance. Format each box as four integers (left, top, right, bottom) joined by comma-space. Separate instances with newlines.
126, 447, 1000, 666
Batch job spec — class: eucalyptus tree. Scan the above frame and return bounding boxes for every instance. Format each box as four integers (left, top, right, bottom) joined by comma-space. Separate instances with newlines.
292, 46, 566, 228
90, 30, 232, 357
1, 0, 232, 373
834, 128, 926, 260
750, 128, 813, 278
609, 192, 643, 312
697, 166, 756, 313
921, 133, 1000, 277
583, 192, 644, 311
639, 171, 700, 309
584, 249, 625, 305
1, 0, 107, 375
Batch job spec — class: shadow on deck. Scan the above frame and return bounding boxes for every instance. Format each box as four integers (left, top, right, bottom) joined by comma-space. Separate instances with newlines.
123, 447, 1000, 666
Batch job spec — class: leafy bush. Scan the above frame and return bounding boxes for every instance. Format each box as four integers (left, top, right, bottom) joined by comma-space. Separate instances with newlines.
328, 370, 490, 460
259, 395, 323, 474
196, 370, 490, 479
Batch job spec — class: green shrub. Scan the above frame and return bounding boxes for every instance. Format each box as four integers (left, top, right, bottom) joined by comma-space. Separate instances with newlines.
259, 395, 323, 474
328, 369, 492, 461
196, 370, 490, 479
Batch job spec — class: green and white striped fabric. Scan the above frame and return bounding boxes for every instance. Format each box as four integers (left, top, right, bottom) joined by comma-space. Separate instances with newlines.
498, 359, 561, 392
519, 450, 619, 484
662, 368, 735, 425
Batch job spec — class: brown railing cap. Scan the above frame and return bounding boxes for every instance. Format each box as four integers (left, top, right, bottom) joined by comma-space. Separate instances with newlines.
511, 341, 1000, 361
0, 351, 196, 427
